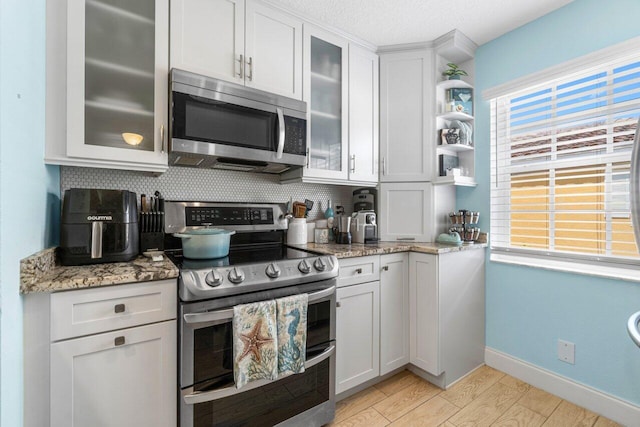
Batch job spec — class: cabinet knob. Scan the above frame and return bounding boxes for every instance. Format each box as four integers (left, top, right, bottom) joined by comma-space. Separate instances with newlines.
114, 336, 125, 346
336, 302, 341, 308
382, 266, 389, 271
114, 303, 125, 314
355, 268, 362, 274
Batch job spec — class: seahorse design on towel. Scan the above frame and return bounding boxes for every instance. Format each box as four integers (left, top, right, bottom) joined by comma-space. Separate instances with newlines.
287, 308, 301, 360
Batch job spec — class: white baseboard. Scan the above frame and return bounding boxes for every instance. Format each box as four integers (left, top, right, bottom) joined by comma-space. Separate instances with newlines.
485, 347, 640, 427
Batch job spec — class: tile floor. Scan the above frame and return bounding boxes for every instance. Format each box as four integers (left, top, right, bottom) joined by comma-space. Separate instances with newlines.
327, 366, 621, 427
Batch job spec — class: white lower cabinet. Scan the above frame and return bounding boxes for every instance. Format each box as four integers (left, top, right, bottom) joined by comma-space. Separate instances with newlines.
409, 250, 485, 388
50, 321, 176, 427
380, 253, 409, 375
48, 280, 177, 427
336, 280, 380, 395
336, 256, 381, 394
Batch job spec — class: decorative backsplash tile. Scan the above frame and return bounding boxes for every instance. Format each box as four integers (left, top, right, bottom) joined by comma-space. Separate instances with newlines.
60, 166, 357, 220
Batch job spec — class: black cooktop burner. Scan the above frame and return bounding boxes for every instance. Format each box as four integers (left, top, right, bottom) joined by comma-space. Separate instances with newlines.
166, 245, 315, 271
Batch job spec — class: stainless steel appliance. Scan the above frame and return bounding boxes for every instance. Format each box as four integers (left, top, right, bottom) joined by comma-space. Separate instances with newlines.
351, 211, 378, 244
59, 189, 139, 265
353, 188, 376, 212
165, 201, 338, 427
170, 69, 307, 173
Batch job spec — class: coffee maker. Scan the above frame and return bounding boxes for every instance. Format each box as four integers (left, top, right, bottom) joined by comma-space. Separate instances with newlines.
351, 188, 378, 244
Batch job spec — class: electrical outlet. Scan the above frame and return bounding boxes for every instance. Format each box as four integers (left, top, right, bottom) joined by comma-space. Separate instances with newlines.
558, 339, 575, 364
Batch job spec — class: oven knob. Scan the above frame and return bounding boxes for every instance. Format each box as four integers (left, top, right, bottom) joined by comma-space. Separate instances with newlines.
298, 259, 311, 274
228, 267, 245, 284
205, 269, 224, 287
265, 263, 281, 279
313, 257, 327, 272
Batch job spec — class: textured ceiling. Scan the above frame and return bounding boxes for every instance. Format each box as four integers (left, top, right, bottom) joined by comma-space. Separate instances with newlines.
265, 0, 575, 46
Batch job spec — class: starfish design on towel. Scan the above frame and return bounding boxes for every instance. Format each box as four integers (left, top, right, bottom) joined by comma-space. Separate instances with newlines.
238, 319, 273, 363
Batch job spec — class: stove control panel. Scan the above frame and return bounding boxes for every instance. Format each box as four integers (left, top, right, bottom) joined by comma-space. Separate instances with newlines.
186, 206, 273, 226
179, 255, 339, 301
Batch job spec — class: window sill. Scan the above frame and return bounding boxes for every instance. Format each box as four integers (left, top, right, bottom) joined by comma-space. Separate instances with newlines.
490, 250, 640, 283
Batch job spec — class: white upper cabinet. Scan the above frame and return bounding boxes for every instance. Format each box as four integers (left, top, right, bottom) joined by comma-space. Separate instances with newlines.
171, 0, 303, 100
46, 0, 169, 172
170, 0, 244, 84
281, 30, 379, 186
303, 25, 349, 181
378, 182, 434, 242
245, 0, 303, 99
379, 49, 435, 182
348, 44, 379, 184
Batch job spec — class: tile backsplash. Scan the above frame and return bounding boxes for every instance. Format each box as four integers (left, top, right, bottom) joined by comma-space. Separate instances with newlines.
60, 166, 356, 220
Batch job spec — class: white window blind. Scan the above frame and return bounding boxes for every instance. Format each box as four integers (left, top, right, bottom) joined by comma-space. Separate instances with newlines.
490, 54, 640, 264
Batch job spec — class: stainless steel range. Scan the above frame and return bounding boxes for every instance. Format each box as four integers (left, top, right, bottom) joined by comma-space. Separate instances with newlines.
165, 201, 338, 427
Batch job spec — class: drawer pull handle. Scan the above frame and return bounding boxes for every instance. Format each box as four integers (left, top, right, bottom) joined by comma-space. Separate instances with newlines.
114, 336, 125, 346
355, 268, 363, 274
114, 303, 125, 314
382, 266, 389, 271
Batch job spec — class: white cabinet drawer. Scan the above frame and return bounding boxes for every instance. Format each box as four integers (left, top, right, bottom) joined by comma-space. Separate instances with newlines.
51, 280, 177, 341
338, 256, 380, 287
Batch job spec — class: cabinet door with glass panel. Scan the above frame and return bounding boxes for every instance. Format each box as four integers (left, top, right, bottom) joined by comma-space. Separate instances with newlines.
303, 25, 349, 181
65, 0, 168, 169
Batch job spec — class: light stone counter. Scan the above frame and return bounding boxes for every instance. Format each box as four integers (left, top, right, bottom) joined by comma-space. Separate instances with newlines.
20, 247, 179, 294
288, 240, 487, 259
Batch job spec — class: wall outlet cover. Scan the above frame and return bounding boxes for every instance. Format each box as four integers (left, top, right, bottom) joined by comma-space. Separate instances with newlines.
558, 339, 575, 364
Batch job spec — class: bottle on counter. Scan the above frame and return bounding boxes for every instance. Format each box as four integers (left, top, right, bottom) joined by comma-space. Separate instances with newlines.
324, 200, 334, 241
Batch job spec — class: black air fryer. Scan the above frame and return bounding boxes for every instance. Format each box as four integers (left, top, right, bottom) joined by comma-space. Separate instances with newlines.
60, 189, 139, 266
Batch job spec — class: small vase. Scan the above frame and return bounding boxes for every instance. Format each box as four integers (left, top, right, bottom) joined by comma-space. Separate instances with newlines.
448, 75, 461, 80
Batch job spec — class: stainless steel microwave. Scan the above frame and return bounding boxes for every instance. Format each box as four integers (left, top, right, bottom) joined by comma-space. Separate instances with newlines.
170, 69, 307, 173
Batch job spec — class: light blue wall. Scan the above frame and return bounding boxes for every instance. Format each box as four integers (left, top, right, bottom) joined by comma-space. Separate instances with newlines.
458, 0, 640, 405
0, 0, 60, 425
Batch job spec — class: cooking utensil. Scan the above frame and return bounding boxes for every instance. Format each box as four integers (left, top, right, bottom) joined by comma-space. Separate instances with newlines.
173, 229, 236, 259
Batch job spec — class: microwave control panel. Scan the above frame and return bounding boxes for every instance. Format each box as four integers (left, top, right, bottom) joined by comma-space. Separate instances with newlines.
283, 116, 307, 156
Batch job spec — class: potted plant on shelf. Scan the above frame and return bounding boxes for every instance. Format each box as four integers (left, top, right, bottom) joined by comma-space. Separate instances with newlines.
443, 63, 468, 80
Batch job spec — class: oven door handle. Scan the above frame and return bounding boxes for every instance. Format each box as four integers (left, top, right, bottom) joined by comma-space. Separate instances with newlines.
182, 286, 336, 325
182, 344, 335, 405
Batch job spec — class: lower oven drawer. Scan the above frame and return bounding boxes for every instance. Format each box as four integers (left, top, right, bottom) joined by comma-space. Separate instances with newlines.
180, 345, 335, 427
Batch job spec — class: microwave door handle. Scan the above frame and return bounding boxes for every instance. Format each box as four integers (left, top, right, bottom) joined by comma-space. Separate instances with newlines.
276, 107, 285, 159
182, 344, 335, 405
182, 286, 335, 325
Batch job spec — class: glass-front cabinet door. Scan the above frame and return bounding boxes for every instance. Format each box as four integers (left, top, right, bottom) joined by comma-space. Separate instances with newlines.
65, 0, 168, 169
303, 25, 349, 181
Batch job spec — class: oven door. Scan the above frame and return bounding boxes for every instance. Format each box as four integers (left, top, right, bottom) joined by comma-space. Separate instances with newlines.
180, 283, 336, 427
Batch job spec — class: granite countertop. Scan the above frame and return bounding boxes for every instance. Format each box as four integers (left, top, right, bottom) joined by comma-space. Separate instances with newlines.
289, 240, 487, 259
20, 247, 179, 294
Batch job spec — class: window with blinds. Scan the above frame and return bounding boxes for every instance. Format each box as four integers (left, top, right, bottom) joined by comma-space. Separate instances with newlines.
490, 54, 640, 263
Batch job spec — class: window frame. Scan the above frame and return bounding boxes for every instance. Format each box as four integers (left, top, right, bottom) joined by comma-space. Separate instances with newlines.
485, 37, 640, 278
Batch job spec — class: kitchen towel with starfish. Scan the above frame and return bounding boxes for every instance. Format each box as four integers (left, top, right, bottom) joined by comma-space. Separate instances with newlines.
276, 294, 308, 376
233, 300, 278, 389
